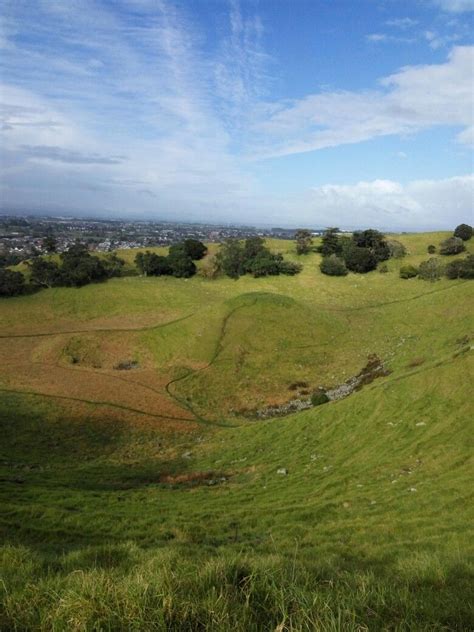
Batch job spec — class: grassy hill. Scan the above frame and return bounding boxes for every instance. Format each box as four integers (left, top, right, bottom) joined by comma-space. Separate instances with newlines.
1, 233, 473, 630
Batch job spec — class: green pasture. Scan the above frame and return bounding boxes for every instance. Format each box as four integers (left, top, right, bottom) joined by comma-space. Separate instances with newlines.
0, 231, 473, 630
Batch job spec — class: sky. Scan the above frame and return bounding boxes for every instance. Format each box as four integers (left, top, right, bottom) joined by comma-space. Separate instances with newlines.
1, 0, 473, 230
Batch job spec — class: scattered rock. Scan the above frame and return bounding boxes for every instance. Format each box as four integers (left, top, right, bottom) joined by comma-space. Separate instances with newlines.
182, 451, 193, 459
409, 487, 417, 492
415, 422, 426, 427
277, 468, 288, 475
114, 360, 140, 370
343, 501, 350, 508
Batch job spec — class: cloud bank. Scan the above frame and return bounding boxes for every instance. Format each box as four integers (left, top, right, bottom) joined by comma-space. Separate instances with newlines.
0, 0, 473, 229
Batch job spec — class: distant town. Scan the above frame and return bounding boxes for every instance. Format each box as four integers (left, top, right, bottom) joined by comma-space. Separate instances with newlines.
0, 215, 331, 261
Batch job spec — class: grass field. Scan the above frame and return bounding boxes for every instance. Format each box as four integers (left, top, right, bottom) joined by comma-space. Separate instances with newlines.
1, 233, 473, 630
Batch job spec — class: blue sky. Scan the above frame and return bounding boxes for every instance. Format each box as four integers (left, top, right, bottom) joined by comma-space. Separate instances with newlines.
1, 0, 473, 229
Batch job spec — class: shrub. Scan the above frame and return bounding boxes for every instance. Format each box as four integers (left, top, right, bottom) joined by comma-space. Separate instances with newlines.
320, 255, 348, 276
311, 391, 329, 406
343, 245, 378, 273
135, 251, 172, 276
439, 236, 465, 256
249, 252, 282, 278
29, 258, 61, 288
453, 223, 473, 241
0, 268, 25, 297
278, 260, 303, 275
295, 229, 313, 255
168, 245, 197, 278
352, 229, 390, 262
320, 228, 342, 257
400, 265, 418, 279
182, 239, 207, 260
387, 240, 407, 258
199, 254, 221, 279
379, 263, 388, 273
418, 258, 444, 282
445, 255, 474, 279
427, 245, 436, 254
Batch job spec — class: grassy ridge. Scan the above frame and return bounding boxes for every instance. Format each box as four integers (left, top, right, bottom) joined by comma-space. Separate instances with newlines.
0, 232, 473, 630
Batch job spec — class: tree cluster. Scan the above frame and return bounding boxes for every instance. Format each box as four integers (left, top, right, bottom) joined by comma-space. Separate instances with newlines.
437, 224, 472, 256
0, 243, 126, 297
399, 254, 474, 281
134, 239, 207, 279
29, 244, 125, 288
319, 228, 391, 275
216, 237, 302, 279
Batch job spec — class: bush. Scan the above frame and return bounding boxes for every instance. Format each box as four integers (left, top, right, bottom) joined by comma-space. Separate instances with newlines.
182, 239, 207, 260
418, 258, 444, 282
352, 229, 390, 262
320, 228, 342, 257
311, 391, 329, 406
29, 258, 61, 288
445, 255, 474, 279
453, 223, 473, 241
343, 245, 378, 273
135, 251, 172, 276
168, 245, 196, 278
387, 239, 407, 258
249, 252, 282, 278
278, 260, 303, 276
0, 268, 25, 297
400, 265, 418, 279
320, 255, 348, 276
295, 229, 313, 255
427, 245, 436, 254
379, 263, 388, 273
199, 254, 221, 279
439, 237, 465, 256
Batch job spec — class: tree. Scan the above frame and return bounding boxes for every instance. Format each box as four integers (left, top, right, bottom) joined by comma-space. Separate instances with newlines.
352, 229, 390, 262
0, 268, 25, 297
439, 236, 465, 256
249, 252, 282, 277
182, 239, 207, 260
102, 253, 125, 278
135, 251, 171, 276
29, 258, 60, 288
199, 254, 221, 279
399, 265, 418, 279
387, 239, 406, 259
453, 223, 473, 241
427, 245, 436, 254
418, 258, 444, 282
59, 243, 108, 287
242, 236, 266, 267
445, 255, 474, 279
295, 229, 313, 255
278, 260, 303, 276
320, 254, 348, 276
320, 228, 342, 257
42, 235, 57, 253
343, 244, 378, 273
167, 244, 196, 278
216, 239, 245, 279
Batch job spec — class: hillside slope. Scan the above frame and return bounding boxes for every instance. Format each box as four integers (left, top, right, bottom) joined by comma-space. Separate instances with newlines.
1, 232, 473, 630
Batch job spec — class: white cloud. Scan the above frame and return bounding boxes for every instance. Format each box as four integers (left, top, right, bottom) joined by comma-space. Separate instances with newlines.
432, 0, 474, 12
252, 46, 474, 158
385, 18, 418, 29
302, 175, 474, 230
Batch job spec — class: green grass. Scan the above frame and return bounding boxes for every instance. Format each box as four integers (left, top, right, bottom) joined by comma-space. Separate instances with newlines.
1, 232, 473, 630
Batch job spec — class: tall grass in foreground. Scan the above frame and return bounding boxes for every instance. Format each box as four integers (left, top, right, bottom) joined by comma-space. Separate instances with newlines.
1, 543, 472, 631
